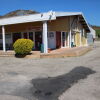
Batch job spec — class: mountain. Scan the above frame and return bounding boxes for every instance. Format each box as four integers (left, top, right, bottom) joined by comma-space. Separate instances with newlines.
0, 9, 39, 19
91, 25, 100, 30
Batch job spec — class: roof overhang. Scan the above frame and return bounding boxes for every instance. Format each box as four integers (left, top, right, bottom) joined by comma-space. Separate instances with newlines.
78, 14, 90, 32
0, 12, 56, 26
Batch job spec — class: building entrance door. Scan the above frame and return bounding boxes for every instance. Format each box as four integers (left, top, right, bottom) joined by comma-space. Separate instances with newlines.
48, 32, 56, 49
61, 32, 68, 47
13, 33, 21, 43
35, 32, 42, 50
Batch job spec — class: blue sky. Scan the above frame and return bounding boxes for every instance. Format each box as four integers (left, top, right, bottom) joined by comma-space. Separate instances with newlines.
0, 0, 100, 26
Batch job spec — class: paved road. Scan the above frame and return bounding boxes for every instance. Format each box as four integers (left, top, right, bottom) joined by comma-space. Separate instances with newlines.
0, 41, 100, 100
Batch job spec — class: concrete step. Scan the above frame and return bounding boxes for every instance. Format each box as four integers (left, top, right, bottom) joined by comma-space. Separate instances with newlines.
40, 47, 92, 58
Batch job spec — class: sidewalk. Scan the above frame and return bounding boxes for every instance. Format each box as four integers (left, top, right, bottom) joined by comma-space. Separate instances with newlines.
40, 46, 92, 58
0, 46, 92, 58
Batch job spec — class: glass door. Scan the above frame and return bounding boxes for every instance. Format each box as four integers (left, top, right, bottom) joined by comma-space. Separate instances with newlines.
61, 32, 67, 47
23, 32, 28, 39
28, 32, 33, 41
35, 32, 42, 50
13, 32, 21, 43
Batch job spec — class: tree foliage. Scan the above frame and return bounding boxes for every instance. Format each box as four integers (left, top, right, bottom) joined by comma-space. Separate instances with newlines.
96, 30, 100, 38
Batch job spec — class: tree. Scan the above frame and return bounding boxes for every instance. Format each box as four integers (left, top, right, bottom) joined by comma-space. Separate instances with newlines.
96, 30, 100, 38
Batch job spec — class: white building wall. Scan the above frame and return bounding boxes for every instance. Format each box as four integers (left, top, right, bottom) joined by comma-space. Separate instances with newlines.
89, 27, 96, 38
87, 27, 96, 45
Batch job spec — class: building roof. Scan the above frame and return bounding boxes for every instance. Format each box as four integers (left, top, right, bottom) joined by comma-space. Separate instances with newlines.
0, 11, 90, 32
0, 11, 56, 26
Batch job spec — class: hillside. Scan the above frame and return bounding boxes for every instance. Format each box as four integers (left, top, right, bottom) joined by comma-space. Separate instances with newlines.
92, 26, 100, 30
92, 25, 100, 38
0, 10, 39, 19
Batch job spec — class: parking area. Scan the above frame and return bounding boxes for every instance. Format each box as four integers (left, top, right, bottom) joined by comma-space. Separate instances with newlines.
0, 41, 100, 100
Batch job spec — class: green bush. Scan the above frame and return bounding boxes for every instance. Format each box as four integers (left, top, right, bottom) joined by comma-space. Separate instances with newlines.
96, 30, 100, 38
13, 39, 34, 55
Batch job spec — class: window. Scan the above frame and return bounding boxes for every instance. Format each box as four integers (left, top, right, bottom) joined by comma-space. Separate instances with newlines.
48, 32, 54, 38
0, 34, 2, 39
23, 32, 28, 39
29, 32, 33, 40
62, 32, 66, 40
5, 34, 11, 39
13, 32, 21, 43
61, 32, 68, 47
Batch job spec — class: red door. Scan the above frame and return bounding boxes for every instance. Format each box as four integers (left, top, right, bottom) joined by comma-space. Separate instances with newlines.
56, 32, 61, 48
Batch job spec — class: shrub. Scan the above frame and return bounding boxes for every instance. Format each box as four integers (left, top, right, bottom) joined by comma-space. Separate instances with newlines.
13, 39, 34, 55
96, 30, 100, 38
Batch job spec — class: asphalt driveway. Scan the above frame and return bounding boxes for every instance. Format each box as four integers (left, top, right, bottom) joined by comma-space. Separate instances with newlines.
0, 41, 100, 100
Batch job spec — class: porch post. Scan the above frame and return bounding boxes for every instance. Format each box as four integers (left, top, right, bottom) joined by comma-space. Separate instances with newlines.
43, 21, 48, 53
80, 30, 82, 46
2, 26, 6, 52
69, 17, 72, 48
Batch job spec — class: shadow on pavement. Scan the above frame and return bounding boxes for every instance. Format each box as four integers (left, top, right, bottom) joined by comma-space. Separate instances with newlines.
31, 66, 95, 100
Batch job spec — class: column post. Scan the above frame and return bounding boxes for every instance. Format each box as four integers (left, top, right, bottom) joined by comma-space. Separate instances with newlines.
67, 32, 70, 48
69, 16, 72, 48
2, 26, 6, 52
80, 30, 82, 46
43, 21, 48, 53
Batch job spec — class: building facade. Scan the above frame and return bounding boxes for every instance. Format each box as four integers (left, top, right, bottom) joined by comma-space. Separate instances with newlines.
0, 11, 90, 53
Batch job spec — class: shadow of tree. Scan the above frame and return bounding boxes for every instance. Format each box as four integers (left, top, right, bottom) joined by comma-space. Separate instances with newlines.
31, 66, 95, 100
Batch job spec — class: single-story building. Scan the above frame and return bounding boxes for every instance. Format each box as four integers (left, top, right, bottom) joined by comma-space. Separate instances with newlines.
0, 10, 90, 53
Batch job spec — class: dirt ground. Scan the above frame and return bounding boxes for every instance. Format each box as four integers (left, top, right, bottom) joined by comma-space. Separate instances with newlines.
0, 41, 100, 100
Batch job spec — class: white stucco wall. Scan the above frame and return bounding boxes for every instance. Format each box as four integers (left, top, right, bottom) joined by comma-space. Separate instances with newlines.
89, 27, 96, 38
87, 27, 96, 45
